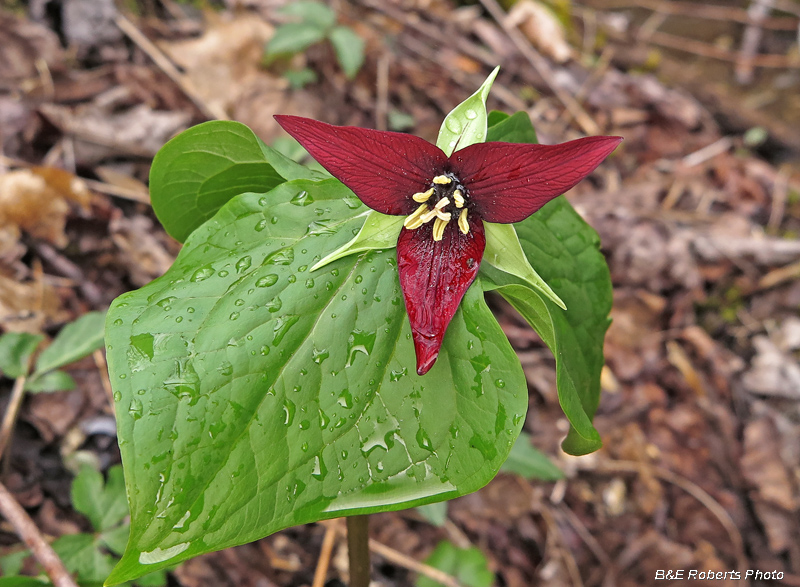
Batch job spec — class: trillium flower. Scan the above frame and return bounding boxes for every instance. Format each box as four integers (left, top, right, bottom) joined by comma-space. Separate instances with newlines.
275, 115, 622, 375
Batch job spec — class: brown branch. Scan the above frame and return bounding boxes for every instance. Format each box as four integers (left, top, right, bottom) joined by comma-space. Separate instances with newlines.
0, 481, 79, 587
0, 375, 27, 461
610, 0, 798, 30
311, 521, 339, 587
478, 0, 601, 135
647, 30, 799, 68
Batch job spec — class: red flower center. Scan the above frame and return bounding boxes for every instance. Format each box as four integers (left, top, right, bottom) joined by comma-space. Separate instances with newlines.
403, 173, 472, 241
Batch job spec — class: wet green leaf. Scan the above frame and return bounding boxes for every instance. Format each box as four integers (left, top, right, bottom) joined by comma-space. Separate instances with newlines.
482, 111, 610, 455
500, 432, 563, 481
329, 26, 365, 79
486, 110, 538, 144
105, 179, 526, 584
149, 121, 291, 242
0, 332, 43, 378
417, 541, 493, 587
437, 67, 499, 156
34, 311, 105, 375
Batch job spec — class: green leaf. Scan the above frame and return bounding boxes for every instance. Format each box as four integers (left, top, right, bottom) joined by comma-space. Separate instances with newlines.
388, 110, 415, 131
0, 578, 50, 587
148, 121, 289, 242
52, 534, 116, 584
483, 223, 565, 310
34, 312, 105, 375
486, 110, 538, 144
105, 179, 526, 584
436, 67, 499, 156
72, 465, 129, 532
417, 541, 493, 587
329, 26, 365, 79
279, 1, 336, 30
416, 501, 448, 526
100, 524, 132, 557
483, 111, 609, 456
24, 370, 75, 393
0, 333, 43, 378
310, 210, 400, 271
500, 432, 563, 481
284, 67, 318, 89
265, 22, 327, 59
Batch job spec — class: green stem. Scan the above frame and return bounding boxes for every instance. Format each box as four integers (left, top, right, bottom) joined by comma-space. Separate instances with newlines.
346, 514, 370, 587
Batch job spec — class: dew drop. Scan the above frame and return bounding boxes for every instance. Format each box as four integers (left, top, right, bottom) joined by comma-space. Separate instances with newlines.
128, 398, 143, 420
265, 297, 282, 313
229, 312, 240, 321
337, 389, 353, 409
290, 190, 313, 206
446, 117, 462, 133
254, 219, 268, 232
113, 391, 122, 402
354, 275, 363, 284
218, 270, 229, 278
258, 196, 268, 206
235, 256, 252, 273
113, 318, 123, 326
305, 278, 314, 289
465, 108, 478, 120
257, 274, 279, 287
282, 399, 296, 425
312, 348, 329, 364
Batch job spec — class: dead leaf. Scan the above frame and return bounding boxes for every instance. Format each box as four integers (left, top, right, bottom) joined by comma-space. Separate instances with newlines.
742, 336, 800, 399
0, 167, 90, 248
506, 1, 572, 64
741, 416, 796, 511
110, 214, 175, 286
159, 14, 321, 142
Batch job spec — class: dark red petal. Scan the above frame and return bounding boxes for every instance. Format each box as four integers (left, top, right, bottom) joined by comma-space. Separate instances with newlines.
275, 115, 448, 216
397, 216, 485, 375
450, 136, 623, 223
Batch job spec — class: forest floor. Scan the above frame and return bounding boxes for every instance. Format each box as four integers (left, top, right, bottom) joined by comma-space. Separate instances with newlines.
1, 0, 800, 586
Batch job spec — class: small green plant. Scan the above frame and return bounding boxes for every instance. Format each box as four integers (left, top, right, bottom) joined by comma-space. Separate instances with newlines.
418, 541, 494, 587
103, 69, 618, 585
0, 465, 167, 587
264, 1, 365, 81
0, 312, 105, 393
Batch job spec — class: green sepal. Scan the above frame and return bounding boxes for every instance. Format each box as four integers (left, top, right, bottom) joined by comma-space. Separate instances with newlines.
436, 66, 499, 156
310, 210, 402, 271
483, 223, 566, 310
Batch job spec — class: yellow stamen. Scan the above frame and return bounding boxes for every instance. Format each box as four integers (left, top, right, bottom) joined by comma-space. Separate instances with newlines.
432, 175, 452, 185
435, 210, 451, 221
420, 208, 439, 224
432, 217, 448, 241
458, 208, 469, 234
404, 203, 429, 229
412, 188, 434, 203
453, 190, 464, 208
434, 197, 450, 209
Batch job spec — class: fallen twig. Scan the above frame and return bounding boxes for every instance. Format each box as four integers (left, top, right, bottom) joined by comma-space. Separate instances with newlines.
0, 375, 28, 461
332, 522, 464, 587
311, 521, 339, 587
114, 14, 227, 121
478, 0, 601, 135
0, 480, 79, 587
